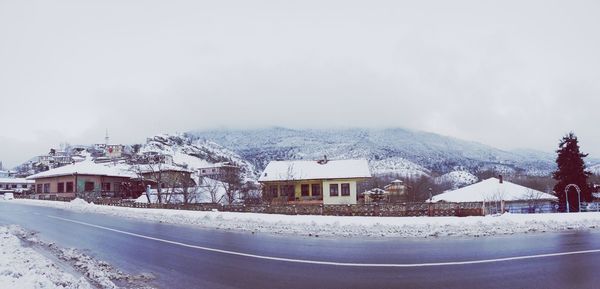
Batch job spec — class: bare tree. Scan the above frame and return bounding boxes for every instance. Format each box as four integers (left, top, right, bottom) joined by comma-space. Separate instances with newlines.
199, 177, 224, 204
484, 190, 506, 215
220, 167, 243, 205
523, 189, 546, 213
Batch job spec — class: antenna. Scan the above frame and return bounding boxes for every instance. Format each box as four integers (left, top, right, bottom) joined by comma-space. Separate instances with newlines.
105, 129, 109, 145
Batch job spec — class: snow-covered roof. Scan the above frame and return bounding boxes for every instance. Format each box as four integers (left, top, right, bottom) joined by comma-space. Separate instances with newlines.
0, 178, 34, 184
26, 161, 136, 180
430, 177, 557, 203
133, 164, 193, 174
258, 159, 371, 182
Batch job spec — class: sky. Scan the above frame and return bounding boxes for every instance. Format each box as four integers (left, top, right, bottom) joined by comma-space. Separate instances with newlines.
1, 0, 600, 168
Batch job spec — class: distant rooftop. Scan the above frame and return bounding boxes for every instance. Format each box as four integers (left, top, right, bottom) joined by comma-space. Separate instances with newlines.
430, 177, 557, 203
26, 161, 135, 180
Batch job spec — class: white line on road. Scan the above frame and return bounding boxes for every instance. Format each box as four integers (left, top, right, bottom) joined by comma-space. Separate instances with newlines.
47, 214, 600, 268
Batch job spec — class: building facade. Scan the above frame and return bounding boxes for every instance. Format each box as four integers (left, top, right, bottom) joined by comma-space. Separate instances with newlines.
258, 159, 371, 205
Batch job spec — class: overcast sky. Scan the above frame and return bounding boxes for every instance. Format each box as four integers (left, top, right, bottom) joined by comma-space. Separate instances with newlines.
1, 0, 600, 168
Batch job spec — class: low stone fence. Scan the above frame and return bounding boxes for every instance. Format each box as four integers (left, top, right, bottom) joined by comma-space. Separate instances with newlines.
85, 198, 485, 217
14, 194, 484, 217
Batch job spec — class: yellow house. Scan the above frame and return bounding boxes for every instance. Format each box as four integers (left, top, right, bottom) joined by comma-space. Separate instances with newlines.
258, 158, 371, 205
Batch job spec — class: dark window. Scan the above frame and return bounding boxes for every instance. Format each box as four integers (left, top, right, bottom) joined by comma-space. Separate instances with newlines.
43, 183, 50, 193
329, 184, 339, 197
269, 185, 278, 197
311, 184, 321, 196
84, 182, 94, 191
301, 184, 310, 196
66, 182, 74, 193
282, 185, 294, 196
57, 183, 65, 193
102, 182, 111, 191
21, 184, 28, 189
11, 184, 17, 189
341, 183, 350, 196
37, 184, 42, 193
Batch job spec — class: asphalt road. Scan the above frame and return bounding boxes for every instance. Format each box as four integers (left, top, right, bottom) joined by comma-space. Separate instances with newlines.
1, 201, 600, 289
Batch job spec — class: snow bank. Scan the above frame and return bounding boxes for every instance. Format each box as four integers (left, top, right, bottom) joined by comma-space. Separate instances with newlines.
12, 199, 600, 239
0, 225, 92, 289
70, 198, 89, 206
4, 225, 155, 289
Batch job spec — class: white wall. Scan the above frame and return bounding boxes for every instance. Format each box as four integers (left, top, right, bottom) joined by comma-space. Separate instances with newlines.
322, 179, 357, 205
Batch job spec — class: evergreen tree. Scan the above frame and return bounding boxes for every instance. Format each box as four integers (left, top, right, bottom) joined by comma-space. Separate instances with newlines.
553, 132, 591, 212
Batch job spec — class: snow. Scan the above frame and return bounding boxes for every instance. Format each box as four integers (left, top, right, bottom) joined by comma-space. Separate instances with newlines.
0, 225, 92, 289
1, 224, 156, 289
135, 177, 229, 204
26, 161, 136, 180
12, 198, 600, 239
431, 177, 557, 203
70, 198, 89, 206
435, 170, 478, 189
369, 157, 430, 177
0, 177, 34, 184
258, 159, 371, 182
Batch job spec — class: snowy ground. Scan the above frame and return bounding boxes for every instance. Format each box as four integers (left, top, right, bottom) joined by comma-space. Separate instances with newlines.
9, 199, 600, 239
0, 225, 92, 289
0, 224, 155, 289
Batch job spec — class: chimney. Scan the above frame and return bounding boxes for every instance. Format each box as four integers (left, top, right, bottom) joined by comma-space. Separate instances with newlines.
499, 175, 503, 184
317, 155, 329, 165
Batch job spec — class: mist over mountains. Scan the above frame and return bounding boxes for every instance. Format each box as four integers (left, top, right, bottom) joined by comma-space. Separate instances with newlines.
188, 127, 561, 177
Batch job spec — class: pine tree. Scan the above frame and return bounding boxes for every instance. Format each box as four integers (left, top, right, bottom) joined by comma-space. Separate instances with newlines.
553, 132, 591, 212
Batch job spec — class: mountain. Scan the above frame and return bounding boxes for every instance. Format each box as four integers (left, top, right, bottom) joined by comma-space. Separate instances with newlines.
189, 127, 559, 177
435, 171, 479, 189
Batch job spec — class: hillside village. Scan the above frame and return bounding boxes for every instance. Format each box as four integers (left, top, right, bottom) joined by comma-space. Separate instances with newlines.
2, 130, 600, 216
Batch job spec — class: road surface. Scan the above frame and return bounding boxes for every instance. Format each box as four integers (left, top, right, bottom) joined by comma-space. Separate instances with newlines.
1, 201, 599, 289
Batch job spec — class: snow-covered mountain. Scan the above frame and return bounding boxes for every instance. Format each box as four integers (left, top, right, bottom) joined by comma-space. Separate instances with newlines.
189, 127, 559, 177
435, 171, 479, 189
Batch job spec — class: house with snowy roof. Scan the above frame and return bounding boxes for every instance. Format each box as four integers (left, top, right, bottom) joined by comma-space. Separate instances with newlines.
258, 158, 371, 205
26, 161, 135, 199
0, 178, 34, 194
430, 176, 558, 213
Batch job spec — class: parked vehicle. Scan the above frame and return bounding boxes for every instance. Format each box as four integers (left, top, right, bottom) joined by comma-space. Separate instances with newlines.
3, 193, 14, 200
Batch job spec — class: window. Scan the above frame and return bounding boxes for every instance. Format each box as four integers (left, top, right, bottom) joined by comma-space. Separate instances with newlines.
311, 184, 321, 196
37, 184, 42, 193
301, 184, 310, 196
84, 182, 95, 191
57, 183, 65, 193
66, 182, 74, 193
102, 182, 111, 191
329, 184, 339, 197
282, 185, 294, 196
21, 184, 28, 189
341, 183, 350, 196
269, 185, 278, 197
114, 183, 120, 193
11, 184, 17, 189
43, 183, 50, 193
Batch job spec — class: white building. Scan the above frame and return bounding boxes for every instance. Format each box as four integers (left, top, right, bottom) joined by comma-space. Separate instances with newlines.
0, 178, 34, 194
258, 158, 371, 205
430, 177, 558, 213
